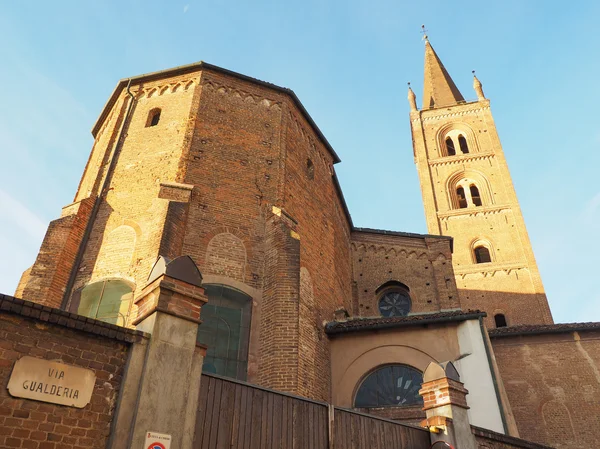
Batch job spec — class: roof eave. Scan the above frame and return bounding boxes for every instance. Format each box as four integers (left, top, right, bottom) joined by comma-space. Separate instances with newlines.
325, 311, 486, 336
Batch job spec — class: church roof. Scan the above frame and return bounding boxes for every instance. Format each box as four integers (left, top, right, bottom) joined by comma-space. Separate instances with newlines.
489, 321, 600, 337
325, 310, 485, 335
422, 40, 465, 109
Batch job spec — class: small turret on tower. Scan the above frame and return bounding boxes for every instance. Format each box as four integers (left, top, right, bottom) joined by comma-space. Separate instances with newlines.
407, 83, 417, 112
472, 71, 485, 100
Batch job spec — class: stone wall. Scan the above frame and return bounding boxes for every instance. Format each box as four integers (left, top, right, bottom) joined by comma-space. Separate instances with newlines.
490, 325, 600, 449
0, 294, 145, 449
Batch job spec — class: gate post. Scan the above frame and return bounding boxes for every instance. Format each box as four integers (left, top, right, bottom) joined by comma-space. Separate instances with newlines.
110, 256, 207, 449
419, 361, 478, 449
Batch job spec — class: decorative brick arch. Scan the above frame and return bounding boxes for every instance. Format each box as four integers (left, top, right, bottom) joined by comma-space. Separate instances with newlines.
436, 122, 479, 157
205, 232, 247, 282
541, 400, 576, 444
446, 169, 494, 209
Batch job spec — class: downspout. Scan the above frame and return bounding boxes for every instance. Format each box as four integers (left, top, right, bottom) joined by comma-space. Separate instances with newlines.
479, 316, 509, 434
60, 79, 136, 309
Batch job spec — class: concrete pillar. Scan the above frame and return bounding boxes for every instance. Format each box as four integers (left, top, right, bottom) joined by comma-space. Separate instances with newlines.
109, 255, 207, 449
419, 361, 478, 449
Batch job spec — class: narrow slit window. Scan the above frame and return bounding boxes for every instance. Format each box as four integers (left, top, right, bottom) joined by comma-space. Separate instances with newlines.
474, 246, 492, 264
458, 135, 469, 153
446, 137, 456, 156
457, 187, 468, 208
147, 108, 161, 127
470, 185, 482, 206
494, 314, 507, 328
306, 158, 314, 180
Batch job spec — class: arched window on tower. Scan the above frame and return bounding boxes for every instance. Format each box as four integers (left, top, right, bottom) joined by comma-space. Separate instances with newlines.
457, 187, 468, 208
494, 314, 508, 328
458, 135, 469, 154
470, 185, 482, 206
146, 108, 161, 127
196, 284, 252, 381
354, 365, 424, 408
445, 137, 456, 156
474, 246, 492, 264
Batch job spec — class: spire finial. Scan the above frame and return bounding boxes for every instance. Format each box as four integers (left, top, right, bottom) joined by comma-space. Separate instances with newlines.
472, 70, 485, 100
407, 82, 417, 112
421, 24, 429, 42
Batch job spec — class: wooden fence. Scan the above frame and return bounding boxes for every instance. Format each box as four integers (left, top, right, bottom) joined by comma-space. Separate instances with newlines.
194, 373, 430, 449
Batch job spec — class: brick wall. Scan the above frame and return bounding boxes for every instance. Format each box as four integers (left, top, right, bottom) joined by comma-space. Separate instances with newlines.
18, 197, 94, 308
0, 294, 145, 449
490, 326, 600, 449
19, 65, 356, 402
350, 230, 459, 317
472, 426, 553, 449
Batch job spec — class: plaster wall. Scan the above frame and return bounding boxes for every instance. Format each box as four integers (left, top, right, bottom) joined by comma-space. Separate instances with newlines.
455, 319, 504, 433
329, 324, 461, 409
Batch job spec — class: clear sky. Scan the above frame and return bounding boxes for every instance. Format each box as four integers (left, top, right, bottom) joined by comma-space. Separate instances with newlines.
1, 0, 599, 323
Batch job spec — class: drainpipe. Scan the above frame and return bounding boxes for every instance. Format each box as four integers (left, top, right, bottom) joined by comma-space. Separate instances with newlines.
60, 79, 136, 309
479, 316, 509, 434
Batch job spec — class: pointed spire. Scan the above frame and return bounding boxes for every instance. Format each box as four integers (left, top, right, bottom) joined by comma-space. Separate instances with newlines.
472, 71, 485, 101
422, 40, 465, 109
407, 82, 417, 112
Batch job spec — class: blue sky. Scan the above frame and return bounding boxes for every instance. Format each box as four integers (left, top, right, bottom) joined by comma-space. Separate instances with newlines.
1, 1, 599, 322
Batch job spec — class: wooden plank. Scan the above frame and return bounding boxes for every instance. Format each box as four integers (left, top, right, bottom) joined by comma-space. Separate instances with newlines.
230, 383, 241, 449
194, 377, 209, 447
287, 396, 294, 449
280, 396, 288, 449
242, 385, 253, 449
207, 377, 223, 449
350, 415, 360, 449
200, 376, 216, 449
260, 390, 269, 449
320, 405, 328, 449
272, 392, 283, 449
249, 388, 263, 449
236, 383, 249, 449
216, 379, 235, 449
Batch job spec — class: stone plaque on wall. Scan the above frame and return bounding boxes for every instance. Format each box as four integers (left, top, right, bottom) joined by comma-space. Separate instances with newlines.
7, 356, 96, 408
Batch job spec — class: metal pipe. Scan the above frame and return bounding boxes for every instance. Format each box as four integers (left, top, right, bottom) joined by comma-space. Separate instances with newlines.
60, 79, 136, 309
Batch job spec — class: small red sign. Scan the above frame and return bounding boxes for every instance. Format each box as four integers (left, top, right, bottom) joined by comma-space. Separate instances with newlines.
147, 443, 165, 449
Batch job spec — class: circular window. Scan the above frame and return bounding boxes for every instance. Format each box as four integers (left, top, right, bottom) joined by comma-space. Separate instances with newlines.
378, 290, 411, 317
354, 365, 424, 408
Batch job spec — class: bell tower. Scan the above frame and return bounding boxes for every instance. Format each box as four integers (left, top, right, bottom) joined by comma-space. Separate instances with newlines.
409, 38, 553, 326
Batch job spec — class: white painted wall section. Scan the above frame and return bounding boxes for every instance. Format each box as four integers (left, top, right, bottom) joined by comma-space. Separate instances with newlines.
455, 319, 504, 433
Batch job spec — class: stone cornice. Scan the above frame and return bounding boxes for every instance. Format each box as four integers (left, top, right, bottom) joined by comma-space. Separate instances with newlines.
454, 262, 528, 277
438, 204, 511, 220
428, 152, 495, 167
420, 103, 490, 122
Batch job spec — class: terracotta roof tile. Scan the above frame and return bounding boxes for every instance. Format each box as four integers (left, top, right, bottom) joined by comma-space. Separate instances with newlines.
489, 321, 600, 337
325, 310, 485, 335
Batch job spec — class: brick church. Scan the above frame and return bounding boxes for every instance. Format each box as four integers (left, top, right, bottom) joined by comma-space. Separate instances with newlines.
2, 37, 599, 449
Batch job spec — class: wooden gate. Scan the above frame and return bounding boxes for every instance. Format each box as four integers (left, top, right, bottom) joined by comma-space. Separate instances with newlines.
194, 373, 430, 449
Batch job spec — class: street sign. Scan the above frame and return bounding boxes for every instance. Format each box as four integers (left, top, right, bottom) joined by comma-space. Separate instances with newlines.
144, 431, 171, 449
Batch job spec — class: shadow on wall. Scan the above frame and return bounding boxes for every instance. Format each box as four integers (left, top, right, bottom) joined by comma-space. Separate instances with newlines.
456, 289, 552, 328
